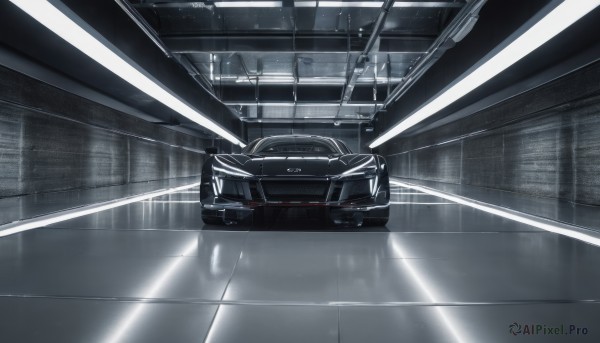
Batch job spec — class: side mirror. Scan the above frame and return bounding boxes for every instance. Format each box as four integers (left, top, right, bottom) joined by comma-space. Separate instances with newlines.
205, 147, 218, 155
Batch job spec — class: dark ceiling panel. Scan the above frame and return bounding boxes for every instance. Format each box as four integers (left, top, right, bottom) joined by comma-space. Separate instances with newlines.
125, 0, 470, 123
1, 0, 242, 140
373, 0, 600, 158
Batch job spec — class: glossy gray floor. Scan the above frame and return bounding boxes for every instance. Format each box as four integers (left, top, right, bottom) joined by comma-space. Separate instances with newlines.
1, 185, 600, 342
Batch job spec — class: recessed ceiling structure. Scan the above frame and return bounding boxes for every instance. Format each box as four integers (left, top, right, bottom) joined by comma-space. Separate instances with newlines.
127, 0, 485, 124
3, 0, 598, 146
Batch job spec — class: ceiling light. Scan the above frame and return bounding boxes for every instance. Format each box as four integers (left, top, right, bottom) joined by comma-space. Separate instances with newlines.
214, 1, 282, 8
311, 1, 382, 7
295, 1, 462, 8
9, 0, 245, 148
370, 0, 600, 148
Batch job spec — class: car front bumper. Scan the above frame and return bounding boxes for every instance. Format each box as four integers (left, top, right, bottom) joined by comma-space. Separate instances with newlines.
201, 198, 390, 225
201, 175, 390, 225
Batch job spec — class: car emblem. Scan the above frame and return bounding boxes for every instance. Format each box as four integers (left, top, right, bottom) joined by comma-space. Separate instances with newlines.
287, 168, 302, 173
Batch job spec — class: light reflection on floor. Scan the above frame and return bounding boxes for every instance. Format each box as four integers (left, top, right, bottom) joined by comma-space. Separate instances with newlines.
1, 185, 600, 342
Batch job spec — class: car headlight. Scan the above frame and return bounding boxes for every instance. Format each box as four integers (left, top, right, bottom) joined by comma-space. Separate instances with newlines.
339, 157, 378, 178
212, 165, 252, 178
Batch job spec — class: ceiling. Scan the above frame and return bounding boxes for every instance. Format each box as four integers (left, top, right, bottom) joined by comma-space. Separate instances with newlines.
6, 0, 595, 147
127, 0, 482, 124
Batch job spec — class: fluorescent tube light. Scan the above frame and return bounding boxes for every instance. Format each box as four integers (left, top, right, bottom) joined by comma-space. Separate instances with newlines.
9, 0, 245, 148
0, 183, 200, 238
390, 180, 600, 247
142, 200, 201, 203
295, 1, 463, 8
313, 1, 383, 7
215, 1, 282, 8
391, 192, 429, 194
390, 202, 455, 205
370, 0, 600, 148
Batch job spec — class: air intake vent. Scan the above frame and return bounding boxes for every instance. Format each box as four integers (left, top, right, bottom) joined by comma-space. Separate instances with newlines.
261, 180, 330, 201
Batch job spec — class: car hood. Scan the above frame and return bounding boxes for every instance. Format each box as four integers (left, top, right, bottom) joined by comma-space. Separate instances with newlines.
213, 154, 376, 177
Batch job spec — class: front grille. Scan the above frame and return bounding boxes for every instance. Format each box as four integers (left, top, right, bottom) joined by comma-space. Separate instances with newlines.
261, 180, 330, 202
219, 180, 262, 201
330, 179, 373, 202
341, 179, 372, 201
220, 179, 248, 201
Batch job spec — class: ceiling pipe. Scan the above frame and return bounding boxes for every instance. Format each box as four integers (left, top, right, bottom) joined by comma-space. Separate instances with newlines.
116, 0, 242, 116
113, 0, 173, 59
381, 0, 487, 110
241, 118, 371, 124
176, 55, 218, 97
340, 0, 395, 103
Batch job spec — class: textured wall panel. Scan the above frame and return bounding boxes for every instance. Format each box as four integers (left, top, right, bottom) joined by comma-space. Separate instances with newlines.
382, 62, 600, 206
574, 101, 600, 205
0, 67, 204, 197
462, 133, 503, 188
0, 107, 21, 195
84, 130, 130, 187
0, 66, 207, 152
388, 153, 410, 179
129, 139, 167, 183
409, 143, 462, 184
501, 116, 560, 198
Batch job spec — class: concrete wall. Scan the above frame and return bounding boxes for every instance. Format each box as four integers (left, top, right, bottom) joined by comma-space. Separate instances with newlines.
382, 62, 600, 206
0, 66, 206, 197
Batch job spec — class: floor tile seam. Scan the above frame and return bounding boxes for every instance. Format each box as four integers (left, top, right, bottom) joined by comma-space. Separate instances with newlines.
2, 294, 600, 307
201, 232, 249, 343
44, 227, 249, 233
219, 232, 250, 301
38, 226, 550, 234
223, 230, 545, 234
337, 306, 341, 343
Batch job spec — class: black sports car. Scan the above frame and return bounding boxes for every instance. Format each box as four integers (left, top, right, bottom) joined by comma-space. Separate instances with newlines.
200, 135, 390, 226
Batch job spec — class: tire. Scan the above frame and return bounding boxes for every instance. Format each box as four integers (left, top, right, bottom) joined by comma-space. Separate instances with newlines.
363, 217, 389, 226
202, 215, 225, 225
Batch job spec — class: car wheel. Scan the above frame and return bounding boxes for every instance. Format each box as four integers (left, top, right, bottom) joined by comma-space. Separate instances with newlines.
202, 215, 225, 225
363, 217, 389, 226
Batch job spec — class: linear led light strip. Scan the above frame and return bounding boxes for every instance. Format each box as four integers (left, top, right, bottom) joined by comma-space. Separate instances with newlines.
0, 183, 200, 238
391, 192, 429, 194
9, 0, 245, 148
390, 180, 600, 247
370, 0, 600, 148
390, 202, 455, 205
142, 200, 200, 203
214, 1, 462, 8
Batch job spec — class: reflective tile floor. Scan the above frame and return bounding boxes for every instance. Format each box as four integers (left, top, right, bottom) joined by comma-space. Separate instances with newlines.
0, 177, 200, 226
1, 184, 600, 342
397, 178, 600, 232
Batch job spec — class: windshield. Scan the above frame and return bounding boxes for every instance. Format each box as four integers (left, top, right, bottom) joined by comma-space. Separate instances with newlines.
248, 137, 346, 156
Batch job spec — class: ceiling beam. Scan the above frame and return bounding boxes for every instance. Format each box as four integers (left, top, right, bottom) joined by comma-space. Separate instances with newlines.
162, 35, 432, 54
241, 118, 372, 124
341, 0, 395, 103
382, 0, 487, 109
131, 1, 464, 9
224, 101, 383, 107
